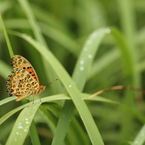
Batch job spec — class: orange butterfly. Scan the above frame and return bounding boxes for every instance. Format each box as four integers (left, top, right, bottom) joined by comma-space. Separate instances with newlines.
6, 55, 46, 101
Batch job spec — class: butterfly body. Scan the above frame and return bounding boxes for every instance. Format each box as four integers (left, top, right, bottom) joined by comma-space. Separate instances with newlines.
6, 55, 46, 101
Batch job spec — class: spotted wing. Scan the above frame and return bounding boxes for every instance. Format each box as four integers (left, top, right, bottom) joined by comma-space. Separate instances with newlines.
11, 55, 40, 84
6, 68, 40, 97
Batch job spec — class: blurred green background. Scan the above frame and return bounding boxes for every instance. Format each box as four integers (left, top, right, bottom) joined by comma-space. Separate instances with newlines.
1, 0, 145, 145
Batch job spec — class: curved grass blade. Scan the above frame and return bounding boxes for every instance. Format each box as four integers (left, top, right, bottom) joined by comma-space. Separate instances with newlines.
18, 0, 47, 47
4, 19, 79, 56
0, 96, 17, 106
0, 1, 13, 14
0, 14, 14, 57
9, 31, 104, 145
110, 28, 138, 139
0, 94, 69, 125
29, 121, 41, 145
110, 28, 135, 83
52, 27, 138, 144
17, 0, 62, 93
0, 104, 28, 125
0, 60, 11, 78
52, 28, 108, 145
7, 26, 137, 144
1, 92, 118, 145
6, 102, 41, 145
131, 124, 145, 145
88, 48, 119, 80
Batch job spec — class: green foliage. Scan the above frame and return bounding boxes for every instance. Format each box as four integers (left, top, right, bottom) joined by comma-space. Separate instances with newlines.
0, 0, 145, 145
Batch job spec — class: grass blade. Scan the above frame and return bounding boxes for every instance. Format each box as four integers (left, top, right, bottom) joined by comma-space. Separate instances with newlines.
131, 124, 145, 145
0, 14, 14, 57
0, 97, 16, 106
6, 102, 41, 145
52, 28, 108, 145
29, 121, 41, 145
10, 31, 104, 145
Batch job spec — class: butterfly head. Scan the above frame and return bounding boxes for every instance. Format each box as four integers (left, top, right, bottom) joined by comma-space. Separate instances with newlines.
39, 85, 46, 91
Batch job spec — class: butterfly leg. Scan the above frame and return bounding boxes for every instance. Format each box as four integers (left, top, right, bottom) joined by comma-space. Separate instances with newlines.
29, 96, 34, 104
39, 97, 42, 103
32, 96, 35, 104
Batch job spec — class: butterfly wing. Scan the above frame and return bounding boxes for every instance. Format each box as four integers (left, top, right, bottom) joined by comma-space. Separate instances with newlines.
11, 55, 40, 84
6, 55, 46, 101
6, 69, 40, 99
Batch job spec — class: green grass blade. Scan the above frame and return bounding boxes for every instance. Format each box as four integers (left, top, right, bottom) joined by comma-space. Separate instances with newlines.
52, 28, 108, 145
17, 0, 60, 92
18, 0, 47, 47
110, 28, 135, 84
117, 0, 136, 49
52, 101, 75, 145
29, 121, 41, 145
4, 19, 79, 56
117, 0, 139, 87
0, 1, 13, 13
72, 28, 108, 90
0, 93, 118, 126
10, 31, 104, 145
0, 94, 69, 126
88, 48, 119, 79
39, 22, 80, 56
131, 124, 145, 145
0, 104, 27, 125
0, 97, 16, 106
110, 28, 138, 140
0, 14, 14, 57
6, 102, 41, 145
68, 118, 90, 145
0, 60, 11, 78
52, 27, 138, 145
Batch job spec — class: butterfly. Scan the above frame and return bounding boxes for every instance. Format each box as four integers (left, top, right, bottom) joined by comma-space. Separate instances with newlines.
6, 55, 46, 101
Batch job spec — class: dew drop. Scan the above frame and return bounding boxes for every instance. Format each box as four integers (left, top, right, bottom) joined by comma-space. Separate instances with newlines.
80, 66, 84, 71
106, 28, 111, 34
87, 40, 92, 44
134, 140, 138, 144
68, 84, 72, 88
80, 60, 84, 64
88, 54, 93, 58
16, 132, 19, 135
18, 125, 23, 129
25, 121, 30, 124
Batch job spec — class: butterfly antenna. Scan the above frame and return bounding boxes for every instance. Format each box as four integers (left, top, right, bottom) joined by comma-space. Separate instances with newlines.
45, 79, 58, 86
